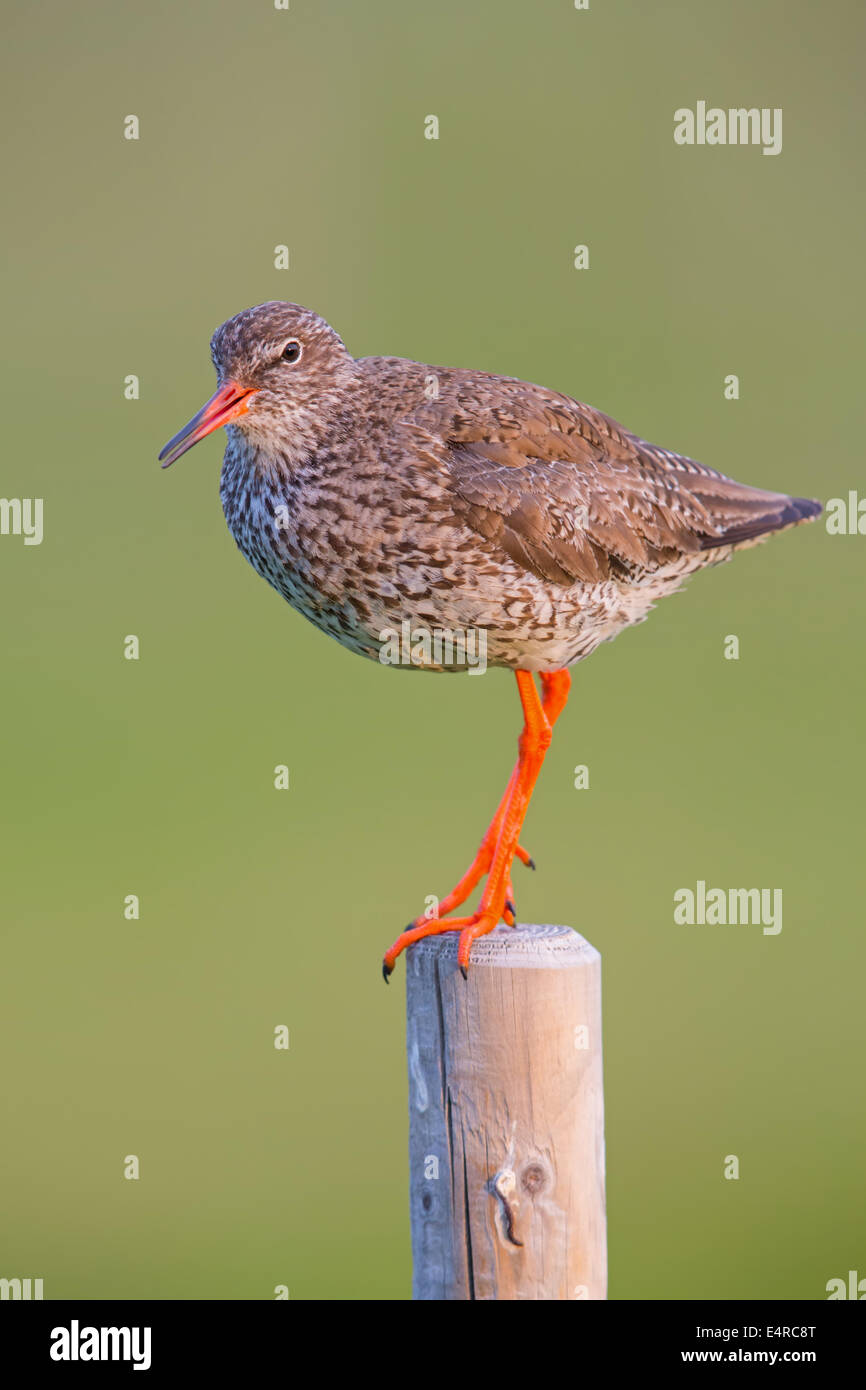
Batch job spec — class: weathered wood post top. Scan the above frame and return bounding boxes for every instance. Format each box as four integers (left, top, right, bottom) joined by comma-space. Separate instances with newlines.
405, 923, 606, 1300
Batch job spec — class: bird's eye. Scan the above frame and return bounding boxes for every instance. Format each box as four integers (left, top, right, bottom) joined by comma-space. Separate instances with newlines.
281, 339, 302, 364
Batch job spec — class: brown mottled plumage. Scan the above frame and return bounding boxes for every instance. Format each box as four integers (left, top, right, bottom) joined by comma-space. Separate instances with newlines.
160, 301, 820, 673
159, 302, 821, 975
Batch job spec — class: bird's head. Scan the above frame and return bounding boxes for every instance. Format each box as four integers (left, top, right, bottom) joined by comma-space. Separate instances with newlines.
159, 301, 358, 468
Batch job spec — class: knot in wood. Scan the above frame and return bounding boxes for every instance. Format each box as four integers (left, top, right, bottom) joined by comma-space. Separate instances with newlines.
520, 1162, 548, 1196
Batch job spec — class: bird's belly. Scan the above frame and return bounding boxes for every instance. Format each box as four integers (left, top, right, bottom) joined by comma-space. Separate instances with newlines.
223, 481, 692, 672
228, 521, 388, 661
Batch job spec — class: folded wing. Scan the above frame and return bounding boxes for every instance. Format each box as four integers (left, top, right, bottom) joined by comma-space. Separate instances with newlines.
426, 378, 820, 586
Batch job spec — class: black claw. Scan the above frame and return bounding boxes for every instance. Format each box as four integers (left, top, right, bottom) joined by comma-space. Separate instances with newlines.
505, 899, 516, 918
459, 964, 468, 981
526, 857, 537, 872
382, 961, 392, 983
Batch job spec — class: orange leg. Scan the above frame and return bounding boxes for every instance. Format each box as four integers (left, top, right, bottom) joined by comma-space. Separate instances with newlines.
399, 671, 568, 928
412, 762, 529, 931
383, 668, 571, 980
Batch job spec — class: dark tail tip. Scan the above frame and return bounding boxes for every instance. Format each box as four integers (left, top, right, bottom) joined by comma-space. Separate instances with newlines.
700, 494, 823, 551
792, 497, 823, 522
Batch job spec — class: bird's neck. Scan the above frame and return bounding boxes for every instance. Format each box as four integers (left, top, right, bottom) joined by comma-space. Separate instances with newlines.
229, 372, 365, 473
220, 390, 356, 528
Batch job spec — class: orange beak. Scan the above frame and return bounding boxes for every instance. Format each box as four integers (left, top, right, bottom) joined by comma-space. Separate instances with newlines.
159, 381, 257, 468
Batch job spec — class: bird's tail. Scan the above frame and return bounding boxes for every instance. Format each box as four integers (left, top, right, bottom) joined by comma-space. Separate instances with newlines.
694, 488, 822, 552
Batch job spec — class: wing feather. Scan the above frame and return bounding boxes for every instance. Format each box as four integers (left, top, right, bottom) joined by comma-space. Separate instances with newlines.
410, 377, 819, 586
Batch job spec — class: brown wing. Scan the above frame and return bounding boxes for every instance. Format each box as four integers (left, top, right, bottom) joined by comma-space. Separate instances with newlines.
413, 374, 819, 587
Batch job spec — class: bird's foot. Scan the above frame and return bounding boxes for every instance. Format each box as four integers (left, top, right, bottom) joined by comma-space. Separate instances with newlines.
402, 779, 533, 929
382, 900, 507, 982
382, 872, 519, 980
503, 879, 517, 928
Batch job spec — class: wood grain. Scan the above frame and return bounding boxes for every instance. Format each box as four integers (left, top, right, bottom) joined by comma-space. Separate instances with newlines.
405, 923, 606, 1300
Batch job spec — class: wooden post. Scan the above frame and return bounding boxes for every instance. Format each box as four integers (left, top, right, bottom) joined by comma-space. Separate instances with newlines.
405, 923, 606, 1300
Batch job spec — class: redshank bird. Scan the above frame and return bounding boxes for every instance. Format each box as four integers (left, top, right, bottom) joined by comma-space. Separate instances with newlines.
159, 302, 821, 979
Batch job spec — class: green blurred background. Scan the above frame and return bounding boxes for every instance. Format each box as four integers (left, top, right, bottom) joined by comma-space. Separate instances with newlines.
1, 0, 863, 1300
